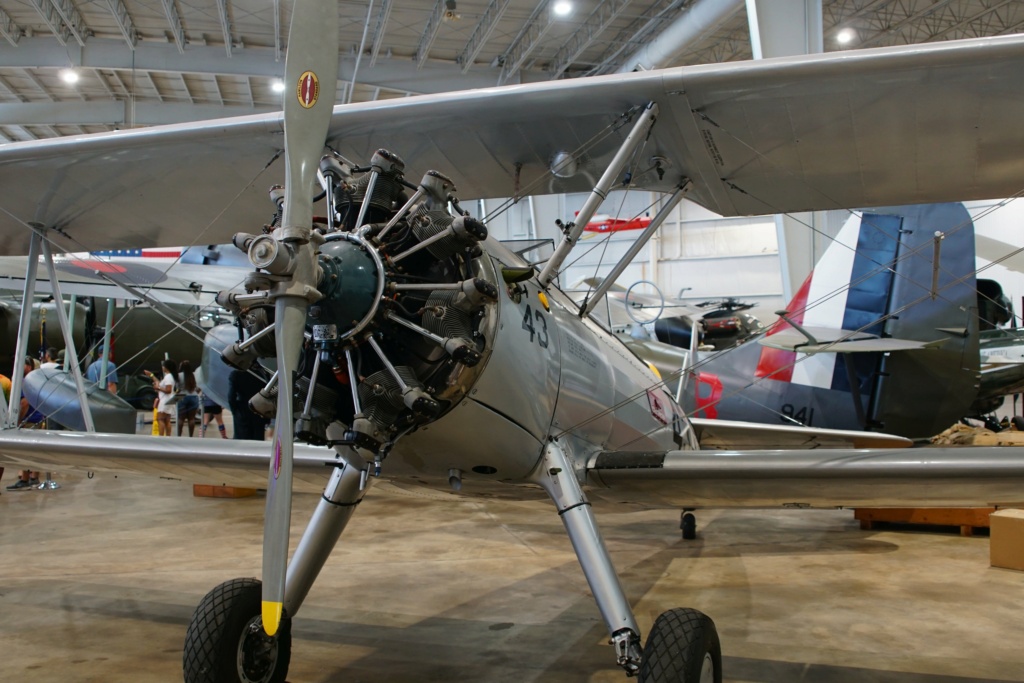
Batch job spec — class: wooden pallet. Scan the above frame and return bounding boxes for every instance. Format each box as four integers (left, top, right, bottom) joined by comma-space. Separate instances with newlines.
854, 507, 995, 537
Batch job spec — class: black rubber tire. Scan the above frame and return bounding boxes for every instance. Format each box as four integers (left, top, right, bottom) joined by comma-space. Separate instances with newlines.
183, 578, 291, 683
681, 512, 697, 541
134, 387, 158, 410
638, 608, 722, 683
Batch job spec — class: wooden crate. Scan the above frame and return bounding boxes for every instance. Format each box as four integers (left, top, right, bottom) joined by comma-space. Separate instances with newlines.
854, 507, 996, 537
193, 484, 258, 499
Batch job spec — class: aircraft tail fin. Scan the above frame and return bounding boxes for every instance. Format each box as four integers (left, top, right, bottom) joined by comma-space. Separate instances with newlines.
755, 204, 979, 436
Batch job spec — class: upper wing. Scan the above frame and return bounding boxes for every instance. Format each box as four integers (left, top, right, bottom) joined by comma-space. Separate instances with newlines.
1, 34, 1024, 254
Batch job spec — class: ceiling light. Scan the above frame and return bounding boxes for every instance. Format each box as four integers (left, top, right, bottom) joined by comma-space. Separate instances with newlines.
553, 1, 572, 17
836, 28, 857, 45
60, 68, 79, 84
271, 79, 285, 93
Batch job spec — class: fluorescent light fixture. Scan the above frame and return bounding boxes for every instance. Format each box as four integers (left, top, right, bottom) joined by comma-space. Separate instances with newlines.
836, 28, 857, 44
60, 68, 79, 84
271, 79, 286, 93
553, 1, 572, 16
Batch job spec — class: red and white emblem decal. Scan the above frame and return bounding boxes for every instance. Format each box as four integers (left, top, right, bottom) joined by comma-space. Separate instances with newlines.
297, 71, 320, 109
647, 389, 670, 425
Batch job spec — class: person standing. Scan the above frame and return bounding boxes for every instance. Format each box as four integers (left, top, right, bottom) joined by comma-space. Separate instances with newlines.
228, 369, 268, 440
7, 357, 43, 490
200, 391, 228, 439
86, 345, 118, 394
40, 347, 60, 369
176, 360, 200, 437
149, 359, 178, 437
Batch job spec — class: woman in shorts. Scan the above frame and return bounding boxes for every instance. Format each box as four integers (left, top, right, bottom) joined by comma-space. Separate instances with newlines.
150, 359, 178, 437
176, 360, 200, 436
201, 391, 228, 438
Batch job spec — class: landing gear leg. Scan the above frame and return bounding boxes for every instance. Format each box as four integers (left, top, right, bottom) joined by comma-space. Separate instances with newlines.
529, 441, 722, 682
183, 455, 369, 683
284, 456, 370, 615
529, 441, 643, 675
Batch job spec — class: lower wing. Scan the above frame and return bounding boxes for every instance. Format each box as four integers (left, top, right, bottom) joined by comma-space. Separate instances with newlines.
588, 447, 1024, 509
0, 429, 334, 493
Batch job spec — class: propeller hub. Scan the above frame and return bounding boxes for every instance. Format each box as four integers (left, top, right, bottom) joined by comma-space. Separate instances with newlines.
314, 232, 386, 342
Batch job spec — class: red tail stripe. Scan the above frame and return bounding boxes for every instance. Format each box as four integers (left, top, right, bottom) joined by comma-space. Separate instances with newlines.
753, 273, 812, 381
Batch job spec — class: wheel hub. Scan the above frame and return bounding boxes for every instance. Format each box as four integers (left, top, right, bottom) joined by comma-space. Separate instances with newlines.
236, 616, 280, 683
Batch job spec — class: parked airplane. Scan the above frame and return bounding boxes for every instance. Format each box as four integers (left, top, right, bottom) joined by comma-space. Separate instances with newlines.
0, 247, 243, 407
629, 203, 1024, 440
3, 8, 1024, 682
583, 213, 653, 233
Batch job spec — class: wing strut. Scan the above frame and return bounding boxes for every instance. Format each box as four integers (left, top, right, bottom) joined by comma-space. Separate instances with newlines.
6, 231, 41, 427
538, 102, 659, 288
40, 236, 95, 431
581, 180, 692, 318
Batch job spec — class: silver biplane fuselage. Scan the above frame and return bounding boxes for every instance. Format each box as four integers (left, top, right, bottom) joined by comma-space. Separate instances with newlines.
366, 236, 685, 489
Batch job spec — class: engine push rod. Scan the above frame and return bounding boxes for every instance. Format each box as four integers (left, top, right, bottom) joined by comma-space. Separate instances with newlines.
580, 180, 693, 318
538, 102, 659, 288
366, 336, 410, 392
375, 186, 424, 242
344, 348, 362, 414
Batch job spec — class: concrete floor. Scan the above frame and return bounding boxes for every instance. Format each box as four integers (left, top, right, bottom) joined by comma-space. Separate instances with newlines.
1, 469, 1022, 683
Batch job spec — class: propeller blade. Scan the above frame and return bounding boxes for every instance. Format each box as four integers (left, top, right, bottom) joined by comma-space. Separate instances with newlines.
261, 0, 339, 637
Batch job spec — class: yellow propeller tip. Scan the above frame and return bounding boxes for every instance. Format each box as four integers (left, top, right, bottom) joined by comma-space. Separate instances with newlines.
262, 601, 283, 636
537, 291, 550, 312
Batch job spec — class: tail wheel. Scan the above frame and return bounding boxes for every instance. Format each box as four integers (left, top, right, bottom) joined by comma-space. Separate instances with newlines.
680, 512, 697, 541
638, 608, 721, 683
183, 578, 291, 683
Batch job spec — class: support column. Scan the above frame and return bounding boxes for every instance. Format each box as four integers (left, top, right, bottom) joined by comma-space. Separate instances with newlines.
746, 0, 824, 301
99, 299, 114, 389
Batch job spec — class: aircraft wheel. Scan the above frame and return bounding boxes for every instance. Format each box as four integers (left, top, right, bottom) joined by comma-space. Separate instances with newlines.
135, 387, 158, 410
680, 512, 696, 540
638, 608, 721, 683
183, 578, 291, 683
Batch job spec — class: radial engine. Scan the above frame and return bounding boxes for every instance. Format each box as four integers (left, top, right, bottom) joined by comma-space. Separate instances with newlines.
215, 149, 500, 471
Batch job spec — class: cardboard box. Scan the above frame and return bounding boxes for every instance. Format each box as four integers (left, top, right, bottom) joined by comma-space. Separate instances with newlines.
990, 509, 1024, 571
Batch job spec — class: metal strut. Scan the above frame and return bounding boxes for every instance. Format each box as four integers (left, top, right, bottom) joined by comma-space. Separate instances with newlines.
283, 447, 370, 616
528, 441, 643, 675
7, 231, 42, 428
41, 238, 96, 432
581, 180, 693, 318
538, 102, 660, 288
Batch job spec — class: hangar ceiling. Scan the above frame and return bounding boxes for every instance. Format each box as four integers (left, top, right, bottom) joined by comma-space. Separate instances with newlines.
0, 0, 1021, 142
